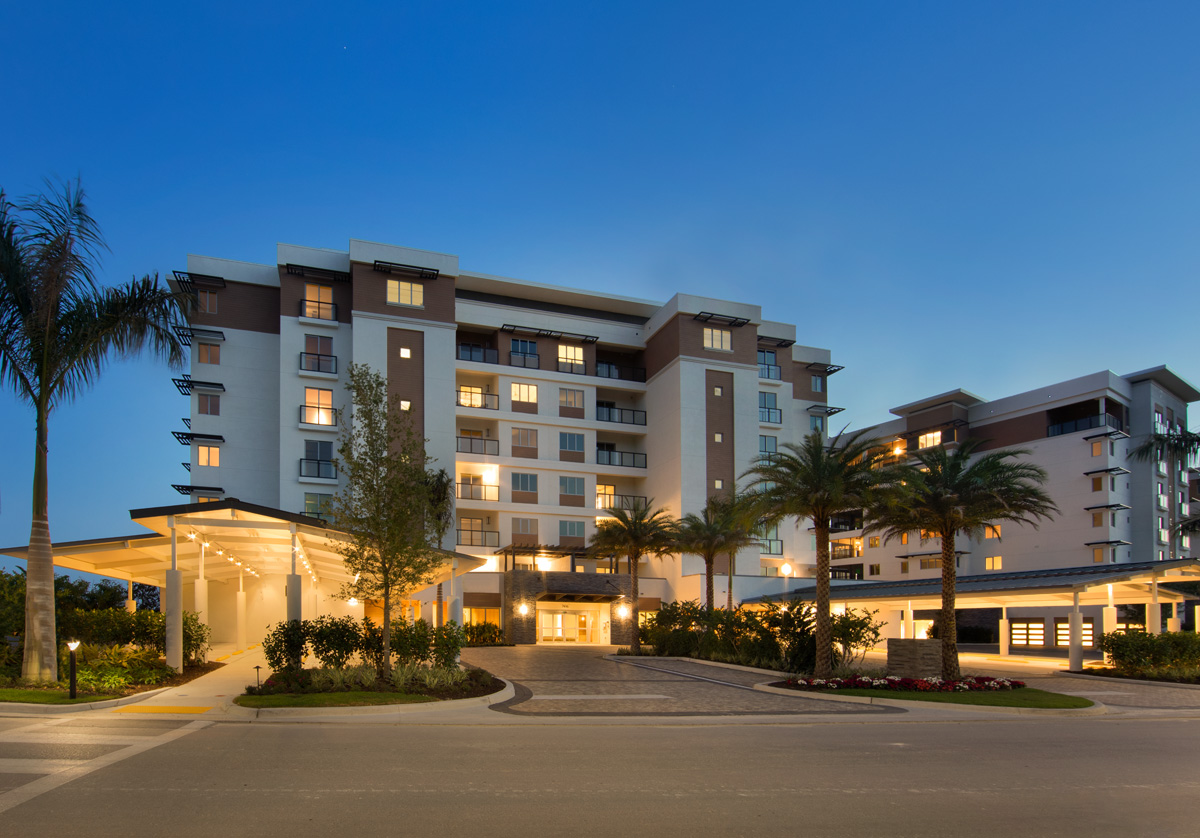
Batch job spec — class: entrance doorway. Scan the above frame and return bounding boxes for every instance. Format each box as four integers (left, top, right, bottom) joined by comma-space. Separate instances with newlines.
538, 608, 599, 643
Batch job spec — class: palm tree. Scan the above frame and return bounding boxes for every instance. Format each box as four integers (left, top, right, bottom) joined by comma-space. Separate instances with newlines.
743, 430, 894, 678
870, 439, 1057, 680
676, 494, 761, 611
1130, 430, 1200, 538
0, 180, 189, 681
588, 501, 677, 654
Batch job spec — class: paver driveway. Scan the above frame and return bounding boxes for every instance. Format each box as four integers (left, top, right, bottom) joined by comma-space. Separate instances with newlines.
460, 645, 898, 717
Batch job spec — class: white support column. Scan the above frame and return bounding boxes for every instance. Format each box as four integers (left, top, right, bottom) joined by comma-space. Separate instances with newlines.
125, 579, 136, 613
1194, 605, 1200, 635
236, 567, 247, 650
449, 558, 458, 623
165, 518, 183, 673
287, 526, 302, 623
999, 606, 1010, 656
1149, 579, 1162, 634
1068, 593, 1083, 671
1168, 601, 1182, 633
194, 541, 208, 644
904, 601, 915, 640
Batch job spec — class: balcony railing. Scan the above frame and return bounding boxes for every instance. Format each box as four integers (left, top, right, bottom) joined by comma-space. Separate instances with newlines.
457, 483, 499, 502
596, 406, 647, 426
300, 405, 339, 426
758, 364, 781, 380
300, 300, 337, 321
557, 360, 586, 375
300, 459, 337, 479
509, 352, 540, 369
1047, 413, 1124, 438
456, 389, 499, 409
457, 529, 500, 547
597, 449, 646, 468
457, 436, 499, 455
596, 362, 647, 383
596, 493, 648, 511
300, 510, 333, 524
759, 407, 783, 424
300, 352, 337, 374
758, 538, 783, 555
457, 345, 499, 364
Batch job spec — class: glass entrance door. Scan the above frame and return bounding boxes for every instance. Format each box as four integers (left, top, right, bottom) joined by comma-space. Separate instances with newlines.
539, 609, 598, 643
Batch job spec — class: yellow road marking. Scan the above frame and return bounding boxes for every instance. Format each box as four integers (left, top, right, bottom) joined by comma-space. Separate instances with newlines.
215, 655, 230, 661
111, 706, 212, 714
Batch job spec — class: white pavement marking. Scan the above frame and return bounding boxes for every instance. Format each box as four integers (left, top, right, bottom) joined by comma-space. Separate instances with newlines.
529, 694, 673, 701
0, 758, 86, 774
0, 720, 211, 815
0, 733, 155, 746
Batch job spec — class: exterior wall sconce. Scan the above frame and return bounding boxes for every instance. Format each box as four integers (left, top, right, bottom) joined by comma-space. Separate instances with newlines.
616, 604, 630, 619
518, 603, 530, 616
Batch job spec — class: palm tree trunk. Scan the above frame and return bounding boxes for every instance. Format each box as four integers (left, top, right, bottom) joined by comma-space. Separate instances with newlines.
814, 522, 832, 678
939, 534, 960, 680
629, 551, 641, 655
23, 405, 57, 682
726, 553, 735, 612
705, 556, 715, 611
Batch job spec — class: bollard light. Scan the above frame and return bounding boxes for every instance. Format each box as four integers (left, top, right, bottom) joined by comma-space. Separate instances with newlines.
66, 639, 81, 699
254, 665, 262, 688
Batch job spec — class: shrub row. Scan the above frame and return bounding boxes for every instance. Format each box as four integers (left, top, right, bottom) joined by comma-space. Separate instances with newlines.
1099, 630, 1200, 677
261, 616, 463, 673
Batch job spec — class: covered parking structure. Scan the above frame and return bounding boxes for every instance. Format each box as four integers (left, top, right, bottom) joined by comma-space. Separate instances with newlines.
0, 499, 482, 670
743, 559, 1200, 669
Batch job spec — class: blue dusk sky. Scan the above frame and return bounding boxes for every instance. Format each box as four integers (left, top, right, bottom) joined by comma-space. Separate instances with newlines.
1, 1, 1198, 563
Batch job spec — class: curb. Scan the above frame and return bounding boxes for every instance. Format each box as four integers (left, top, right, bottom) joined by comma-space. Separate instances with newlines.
751, 682, 1107, 716
0, 687, 173, 716
1055, 670, 1200, 691
228, 679, 516, 719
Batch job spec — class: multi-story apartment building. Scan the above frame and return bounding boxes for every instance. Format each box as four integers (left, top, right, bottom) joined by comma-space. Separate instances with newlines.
169, 239, 838, 643
828, 368, 1198, 584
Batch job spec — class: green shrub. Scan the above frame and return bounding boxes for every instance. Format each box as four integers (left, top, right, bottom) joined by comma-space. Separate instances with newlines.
308, 615, 362, 669
463, 622, 503, 645
391, 619, 434, 664
431, 622, 464, 668
262, 620, 309, 672
1100, 630, 1200, 676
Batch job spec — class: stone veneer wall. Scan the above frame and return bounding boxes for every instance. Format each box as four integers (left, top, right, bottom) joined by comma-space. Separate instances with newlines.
885, 639, 942, 679
503, 570, 634, 646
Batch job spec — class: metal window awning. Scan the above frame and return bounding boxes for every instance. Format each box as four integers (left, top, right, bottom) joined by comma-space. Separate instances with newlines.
1085, 503, 1132, 511
372, 260, 439, 280
172, 432, 226, 445
757, 335, 796, 348
285, 263, 350, 282
172, 270, 226, 291
171, 484, 224, 496
536, 592, 624, 603
1085, 540, 1132, 547
499, 324, 599, 343
895, 550, 970, 558
693, 311, 751, 327
1083, 429, 1130, 441
172, 375, 226, 395
173, 326, 226, 346
806, 362, 845, 375
808, 405, 845, 416
1084, 466, 1131, 476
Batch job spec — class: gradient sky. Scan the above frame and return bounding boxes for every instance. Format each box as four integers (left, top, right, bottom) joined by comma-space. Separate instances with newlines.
1, 1, 1198, 564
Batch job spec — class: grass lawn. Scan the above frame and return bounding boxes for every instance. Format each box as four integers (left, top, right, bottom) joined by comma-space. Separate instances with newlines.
0, 688, 118, 705
814, 687, 1092, 708
234, 692, 437, 709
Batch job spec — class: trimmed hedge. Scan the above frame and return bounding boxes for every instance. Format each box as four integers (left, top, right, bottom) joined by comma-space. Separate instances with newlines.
1099, 630, 1200, 676
261, 617, 464, 673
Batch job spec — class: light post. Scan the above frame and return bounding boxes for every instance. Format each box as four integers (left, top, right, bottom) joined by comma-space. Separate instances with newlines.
66, 640, 80, 699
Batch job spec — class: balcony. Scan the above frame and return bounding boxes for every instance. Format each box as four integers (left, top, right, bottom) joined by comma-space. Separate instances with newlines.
457, 345, 499, 364
299, 510, 333, 524
596, 362, 646, 383
300, 352, 337, 374
758, 364, 781, 380
300, 300, 337, 321
758, 538, 783, 555
509, 352, 540, 369
457, 436, 499, 455
596, 493, 648, 511
596, 406, 647, 426
597, 449, 646, 469
557, 360, 586, 375
300, 459, 337, 479
456, 389, 499, 409
457, 483, 499, 502
759, 407, 782, 424
1047, 413, 1123, 438
458, 529, 500, 548
300, 405, 338, 426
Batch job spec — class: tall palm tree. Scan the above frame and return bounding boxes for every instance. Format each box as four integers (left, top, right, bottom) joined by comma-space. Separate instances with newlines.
870, 439, 1057, 680
0, 180, 189, 681
743, 430, 893, 678
676, 494, 761, 611
588, 501, 677, 654
1130, 430, 1200, 537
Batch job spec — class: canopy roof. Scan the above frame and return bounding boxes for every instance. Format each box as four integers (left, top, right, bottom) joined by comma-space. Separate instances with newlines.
0, 498, 483, 588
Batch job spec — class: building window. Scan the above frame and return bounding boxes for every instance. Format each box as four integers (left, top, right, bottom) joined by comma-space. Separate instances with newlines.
196, 495, 220, 503
513, 518, 537, 537
713, 386, 723, 397
900, 561, 909, 574
985, 556, 1002, 571
560, 476, 585, 496
919, 557, 941, 570
512, 473, 538, 493
399, 400, 411, 411
512, 428, 538, 449
304, 492, 333, 521
559, 388, 584, 409
810, 416, 825, 433
1091, 441, 1103, 457
868, 564, 880, 576
198, 393, 220, 416
197, 343, 220, 364
558, 345, 584, 374
900, 532, 908, 545
868, 536, 880, 548
303, 284, 333, 319
714, 433, 723, 443
560, 520, 585, 539
1092, 476, 1104, 492
985, 525, 1001, 539
304, 387, 334, 425
400, 347, 411, 359
386, 279, 423, 307
511, 383, 538, 404
197, 289, 218, 314
703, 328, 731, 351
197, 445, 219, 467
918, 431, 942, 449
812, 375, 824, 393
459, 385, 484, 408
1092, 547, 1104, 564
759, 392, 781, 423
1092, 512, 1104, 528
714, 479, 724, 490
511, 338, 537, 359
559, 432, 584, 452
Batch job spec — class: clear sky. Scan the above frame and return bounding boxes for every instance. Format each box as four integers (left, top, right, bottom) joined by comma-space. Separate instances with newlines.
1, 1, 1198, 561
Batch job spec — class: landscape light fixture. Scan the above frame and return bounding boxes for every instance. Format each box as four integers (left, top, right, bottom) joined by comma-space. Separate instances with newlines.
254, 665, 262, 688
66, 639, 81, 699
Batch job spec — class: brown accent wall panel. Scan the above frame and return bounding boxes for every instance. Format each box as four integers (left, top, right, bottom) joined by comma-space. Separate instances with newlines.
644, 315, 682, 379
349, 263, 456, 323
387, 328, 425, 440
512, 533, 538, 548
559, 535, 585, 549
637, 597, 662, 611
791, 362, 828, 402
559, 405, 585, 419
646, 314, 756, 379
463, 592, 501, 608
559, 450, 585, 463
512, 490, 539, 504
706, 370, 736, 501
971, 412, 1048, 452
512, 445, 538, 459
191, 280, 281, 334
279, 269, 352, 324
560, 494, 586, 507
512, 400, 538, 415
905, 404, 969, 435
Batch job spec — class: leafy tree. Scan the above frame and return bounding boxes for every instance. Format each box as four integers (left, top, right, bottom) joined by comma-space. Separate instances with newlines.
870, 439, 1057, 679
587, 501, 678, 654
742, 430, 895, 679
133, 583, 160, 612
1130, 430, 1200, 537
676, 494, 761, 611
0, 180, 188, 680
331, 364, 446, 675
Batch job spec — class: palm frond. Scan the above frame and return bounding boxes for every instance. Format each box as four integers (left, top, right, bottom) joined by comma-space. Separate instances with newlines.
1129, 431, 1200, 464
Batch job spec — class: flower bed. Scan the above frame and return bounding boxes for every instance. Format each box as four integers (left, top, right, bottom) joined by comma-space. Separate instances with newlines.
784, 675, 1025, 692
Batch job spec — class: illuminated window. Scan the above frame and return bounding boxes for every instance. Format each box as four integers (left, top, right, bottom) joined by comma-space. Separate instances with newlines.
900, 532, 908, 545
459, 386, 483, 408
1092, 547, 1104, 564
197, 343, 220, 364
386, 280, 423, 307
868, 564, 880, 576
304, 387, 334, 425
1092, 512, 1104, 527
1091, 476, 1103, 492
511, 383, 538, 404
868, 536, 880, 548
703, 328, 731, 351
400, 347, 411, 359
198, 394, 220, 416
558, 344, 583, 369
303, 284, 333, 319
919, 557, 941, 570
714, 433, 723, 443
985, 525, 1001, 539
1091, 441, 1103, 457
714, 479, 724, 490
918, 431, 942, 449
559, 388, 583, 408
900, 561, 909, 574
400, 400, 411, 411
985, 555, 1002, 570
197, 289, 218, 313
197, 446, 219, 467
